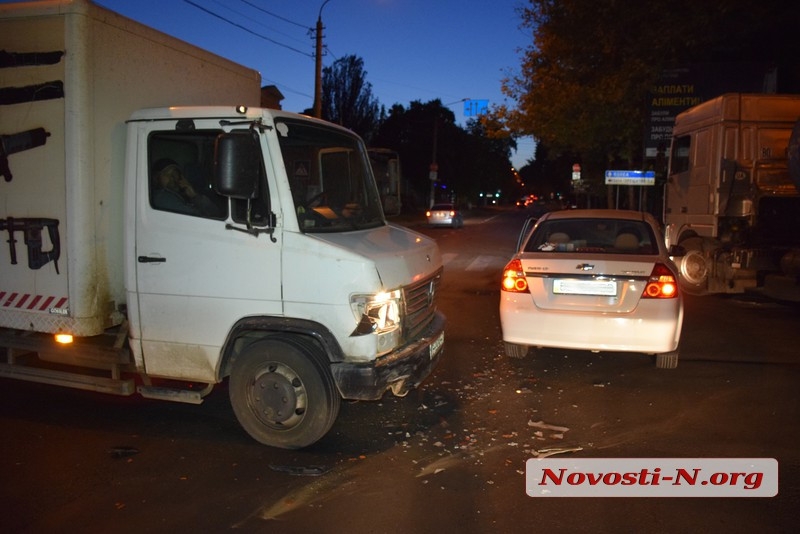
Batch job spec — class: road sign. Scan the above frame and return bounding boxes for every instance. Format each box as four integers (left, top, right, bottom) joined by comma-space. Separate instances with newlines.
464, 99, 489, 117
604, 170, 655, 186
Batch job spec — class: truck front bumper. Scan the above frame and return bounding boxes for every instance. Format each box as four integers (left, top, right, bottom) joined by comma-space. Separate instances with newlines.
330, 311, 445, 400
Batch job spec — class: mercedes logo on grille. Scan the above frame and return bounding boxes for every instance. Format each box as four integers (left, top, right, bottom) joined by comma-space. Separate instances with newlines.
427, 279, 436, 306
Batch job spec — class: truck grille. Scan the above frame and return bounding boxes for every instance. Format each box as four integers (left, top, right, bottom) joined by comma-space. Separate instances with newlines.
401, 268, 442, 341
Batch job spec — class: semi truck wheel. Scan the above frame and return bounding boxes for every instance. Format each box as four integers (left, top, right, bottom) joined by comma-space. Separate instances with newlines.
229, 337, 341, 449
676, 237, 710, 295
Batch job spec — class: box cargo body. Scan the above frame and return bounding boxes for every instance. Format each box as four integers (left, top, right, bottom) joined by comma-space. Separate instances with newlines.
665, 93, 800, 299
1, 0, 445, 449
0, 0, 261, 336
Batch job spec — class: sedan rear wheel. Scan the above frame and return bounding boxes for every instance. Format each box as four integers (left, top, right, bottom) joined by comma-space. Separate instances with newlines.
655, 349, 679, 369
504, 341, 530, 359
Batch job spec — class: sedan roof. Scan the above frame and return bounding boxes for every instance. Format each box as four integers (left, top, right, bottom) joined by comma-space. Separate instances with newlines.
541, 209, 648, 222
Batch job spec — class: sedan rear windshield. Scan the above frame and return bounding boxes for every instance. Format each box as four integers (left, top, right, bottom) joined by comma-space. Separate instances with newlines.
525, 218, 657, 254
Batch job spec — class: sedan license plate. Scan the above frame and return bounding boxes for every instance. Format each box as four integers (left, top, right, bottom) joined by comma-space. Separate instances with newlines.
430, 331, 444, 359
553, 278, 617, 296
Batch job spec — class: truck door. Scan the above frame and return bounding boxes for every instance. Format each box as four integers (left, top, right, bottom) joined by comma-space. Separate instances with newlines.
131, 125, 282, 382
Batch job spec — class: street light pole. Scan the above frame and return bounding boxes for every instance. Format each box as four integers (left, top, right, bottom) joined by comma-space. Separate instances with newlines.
313, 0, 331, 119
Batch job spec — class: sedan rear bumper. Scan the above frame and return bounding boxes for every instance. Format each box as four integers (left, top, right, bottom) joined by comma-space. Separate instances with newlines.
500, 294, 683, 353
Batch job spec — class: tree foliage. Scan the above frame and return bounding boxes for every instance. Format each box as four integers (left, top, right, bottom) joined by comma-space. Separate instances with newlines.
318, 55, 522, 209
499, 0, 799, 171
321, 55, 381, 142
373, 100, 517, 208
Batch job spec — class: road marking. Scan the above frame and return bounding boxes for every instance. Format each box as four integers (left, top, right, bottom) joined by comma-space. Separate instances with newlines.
466, 255, 505, 271
441, 253, 458, 265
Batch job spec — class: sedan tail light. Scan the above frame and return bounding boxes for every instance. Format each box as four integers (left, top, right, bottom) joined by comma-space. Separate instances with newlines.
642, 263, 678, 298
501, 258, 529, 292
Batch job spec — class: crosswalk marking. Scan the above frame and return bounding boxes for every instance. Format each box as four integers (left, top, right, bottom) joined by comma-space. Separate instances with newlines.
439, 254, 508, 271
466, 255, 503, 271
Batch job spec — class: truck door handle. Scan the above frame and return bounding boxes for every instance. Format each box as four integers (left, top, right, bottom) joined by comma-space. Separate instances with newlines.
138, 256, 166, 263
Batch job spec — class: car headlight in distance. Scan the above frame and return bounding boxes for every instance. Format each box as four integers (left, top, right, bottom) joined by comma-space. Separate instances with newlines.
350, 289, 402, 335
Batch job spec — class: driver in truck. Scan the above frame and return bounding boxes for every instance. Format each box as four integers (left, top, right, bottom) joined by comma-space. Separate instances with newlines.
151, 158, 220, 217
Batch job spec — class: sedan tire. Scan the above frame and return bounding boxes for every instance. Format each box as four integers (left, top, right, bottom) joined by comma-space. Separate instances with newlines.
655, 349, 679, 369
504, 341, 530, 359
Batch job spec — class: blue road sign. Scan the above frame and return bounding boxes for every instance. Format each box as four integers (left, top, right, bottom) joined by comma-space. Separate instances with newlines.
604, 170, 655, 186
464, 99, 489, 117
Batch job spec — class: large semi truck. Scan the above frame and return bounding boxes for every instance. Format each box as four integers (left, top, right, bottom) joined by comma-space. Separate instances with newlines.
0, 0, 445, 449
664, 93, 800, 301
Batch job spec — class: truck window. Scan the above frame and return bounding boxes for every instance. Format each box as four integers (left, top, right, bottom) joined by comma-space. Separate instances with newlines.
670, 135, 691, 174
225, 129, 271, 227
275, 119, 384, 232
149, 131, 227, 219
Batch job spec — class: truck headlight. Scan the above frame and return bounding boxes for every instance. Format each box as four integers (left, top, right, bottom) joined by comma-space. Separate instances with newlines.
350, 290, 401, 335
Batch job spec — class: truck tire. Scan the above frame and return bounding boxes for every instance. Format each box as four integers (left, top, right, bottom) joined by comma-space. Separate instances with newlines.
677, 237, 710, 295
229, 337, 341, 449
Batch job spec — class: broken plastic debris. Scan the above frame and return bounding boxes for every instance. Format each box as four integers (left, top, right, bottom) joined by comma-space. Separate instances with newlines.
268, 464, 330, 476
527, 420, 569, 433
109, 446, 140, 459
533, 446, 584, 458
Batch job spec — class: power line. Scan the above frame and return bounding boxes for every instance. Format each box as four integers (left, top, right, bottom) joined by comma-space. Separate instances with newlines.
214, 0, 309, 48
182, 0, 312, 58
238, 0, 310, 30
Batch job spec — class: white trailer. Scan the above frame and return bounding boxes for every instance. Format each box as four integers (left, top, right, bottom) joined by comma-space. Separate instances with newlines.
0, 0, 445, 449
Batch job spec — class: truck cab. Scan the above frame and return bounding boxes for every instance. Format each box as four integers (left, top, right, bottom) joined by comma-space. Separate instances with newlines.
664, 93, 800, 298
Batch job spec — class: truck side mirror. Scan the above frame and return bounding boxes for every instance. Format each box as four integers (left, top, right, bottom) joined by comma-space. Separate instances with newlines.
214, 131, 259, 199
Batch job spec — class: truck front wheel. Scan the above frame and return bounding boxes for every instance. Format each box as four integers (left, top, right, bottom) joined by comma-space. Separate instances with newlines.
229, 337, 341, 449
677, 237, 710, 295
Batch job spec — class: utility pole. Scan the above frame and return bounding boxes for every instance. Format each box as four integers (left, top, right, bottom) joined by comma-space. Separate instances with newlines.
313, 0, 331, 119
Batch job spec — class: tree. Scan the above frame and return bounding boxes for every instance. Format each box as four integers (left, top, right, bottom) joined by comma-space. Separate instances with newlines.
498, 0, 800, 185
374, 100, 519, 208
321, 55, 381, 142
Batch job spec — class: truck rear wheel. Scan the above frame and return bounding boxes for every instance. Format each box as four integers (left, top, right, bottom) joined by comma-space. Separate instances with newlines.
677, 237, 710, 295
229, 337, 340, 449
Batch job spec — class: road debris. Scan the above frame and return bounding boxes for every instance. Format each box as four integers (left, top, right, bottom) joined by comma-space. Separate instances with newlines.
532, 446, 584, 458
268, 464, 331, 476
109, 446, 140, 459
527, 420, 569, 433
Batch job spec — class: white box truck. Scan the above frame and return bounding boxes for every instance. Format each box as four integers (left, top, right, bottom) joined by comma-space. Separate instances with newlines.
0, 0, 445, 449
664, 93, 800, 301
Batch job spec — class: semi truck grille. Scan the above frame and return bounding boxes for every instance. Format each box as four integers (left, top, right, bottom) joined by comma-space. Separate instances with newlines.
401, 268, 442, 341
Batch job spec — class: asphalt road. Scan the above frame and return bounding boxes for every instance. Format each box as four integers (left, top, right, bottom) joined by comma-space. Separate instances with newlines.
1, 207, 798, 533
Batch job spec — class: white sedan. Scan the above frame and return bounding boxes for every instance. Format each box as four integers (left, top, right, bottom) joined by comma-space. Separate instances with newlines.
500, 209, 684, 368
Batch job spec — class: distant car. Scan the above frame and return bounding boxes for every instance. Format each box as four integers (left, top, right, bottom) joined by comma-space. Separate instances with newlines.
499, 209, 684, 368
426, 203, 463, 228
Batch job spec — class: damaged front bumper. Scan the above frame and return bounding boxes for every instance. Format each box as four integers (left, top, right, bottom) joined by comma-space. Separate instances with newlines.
330, 311, 445, 400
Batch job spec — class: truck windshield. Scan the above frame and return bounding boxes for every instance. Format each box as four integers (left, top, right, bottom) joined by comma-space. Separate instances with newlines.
276, 118, 385, 232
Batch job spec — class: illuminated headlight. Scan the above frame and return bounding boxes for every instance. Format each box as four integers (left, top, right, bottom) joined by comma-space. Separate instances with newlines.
350, 289, 402, 335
